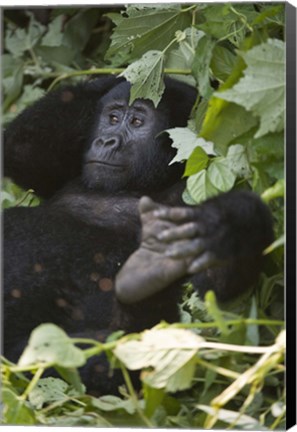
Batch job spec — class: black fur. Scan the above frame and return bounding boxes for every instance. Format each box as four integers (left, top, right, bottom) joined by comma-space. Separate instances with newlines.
3, 77, 273, 395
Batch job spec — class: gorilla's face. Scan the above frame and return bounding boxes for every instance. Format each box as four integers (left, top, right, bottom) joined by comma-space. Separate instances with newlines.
82, 83, 180, 193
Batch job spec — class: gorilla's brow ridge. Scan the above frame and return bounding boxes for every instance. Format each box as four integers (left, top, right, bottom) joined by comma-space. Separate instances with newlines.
105, 101, 125, 111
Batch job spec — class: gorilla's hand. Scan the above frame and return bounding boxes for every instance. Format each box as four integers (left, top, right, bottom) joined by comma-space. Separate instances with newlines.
115, 197, 217, 304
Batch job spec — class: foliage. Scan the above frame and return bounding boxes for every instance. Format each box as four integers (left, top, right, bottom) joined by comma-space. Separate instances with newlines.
2, 3, 285, 428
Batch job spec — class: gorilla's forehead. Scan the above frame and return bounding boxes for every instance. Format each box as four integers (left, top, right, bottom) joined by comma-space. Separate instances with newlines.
101, 80, 131, 104
100, 80, 156, 111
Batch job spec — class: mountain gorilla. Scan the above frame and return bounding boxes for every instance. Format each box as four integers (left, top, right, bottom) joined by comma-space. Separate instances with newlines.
3, 76, 273, 395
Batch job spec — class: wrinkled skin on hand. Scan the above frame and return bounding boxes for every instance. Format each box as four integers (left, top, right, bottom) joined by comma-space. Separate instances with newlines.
116, 197, 218, 304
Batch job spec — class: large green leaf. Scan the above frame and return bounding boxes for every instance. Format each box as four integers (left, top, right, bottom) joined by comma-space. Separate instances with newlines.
184, 147, 209, 177
192, 34, 216, 98
28, 377, 69, 409
62, 9, 101, 52
18, 324, 86, 368
225, 144, 251, 178
216, 39, 285, 138
210, 45, 237, 82
41, 16, 64, 47
197, 405, 263, 429
114, 328, 203, 391
208, 158, 236, 192
90, 395, 137, 414
197, 4, 250, 45
121, 50, 165, 107
168, 127, 216, 165
106, 6, 191, 63
187, 169, 220, 204
200, 101, 257, 155
165, 27, 203, 86
2, 388, 36, 425
5, 13, 45, 58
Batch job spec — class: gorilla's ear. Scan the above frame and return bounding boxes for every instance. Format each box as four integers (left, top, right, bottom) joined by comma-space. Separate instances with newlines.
4, 76, 123, 198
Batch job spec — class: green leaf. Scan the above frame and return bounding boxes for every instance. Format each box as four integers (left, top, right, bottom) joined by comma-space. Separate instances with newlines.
184, 147, 209, 177
200, 101, 258, 156
204, 291, 229, 335
90, 395, 136, 414
166, 28, 204, 69
263, 235, 285, 255
197, 4, 247, 44
2, 63, 24, 112
199, 34, 260, 154
55, 366, 85, 393
187, 169, 219, 204
246, 297, 259, 346
225, 144, 251, 178
62, 9, 101, 52
2, 387, 36, 425
5, 28, 26, 57
41, 16, 64, 47
177, 27, 204, 63
5, 29, 34, 58
197, 405, 264, 429
114, 328, 204, 391
216, 39, 285, 138
182, 188, 198, 205
106, 6, 191, 63
4, 85, 45, 122
18, 324, 86, 368
28, 377, 69, 409
192, 34, 216, 98
35, 45, 76, 67
5, 13, 45, 58
121, 50, 165, 107
168, 127, 216, 165
210, 45, 237, 82
208, 158, 236, 192
252, 4, 284, 26
261, 179, 284, 203
165, 27, 202, 86
143, 385, 165, 417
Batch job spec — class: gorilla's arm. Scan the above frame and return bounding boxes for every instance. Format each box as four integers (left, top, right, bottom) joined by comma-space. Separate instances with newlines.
115, 191, 274, 304
4, 76, 120, 198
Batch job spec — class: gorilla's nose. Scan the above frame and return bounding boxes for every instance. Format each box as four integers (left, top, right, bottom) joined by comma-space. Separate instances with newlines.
94, 136, 121, 149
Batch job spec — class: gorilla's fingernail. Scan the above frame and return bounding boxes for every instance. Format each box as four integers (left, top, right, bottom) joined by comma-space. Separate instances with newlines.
157, 231, 168, 240
165, 248, 179, 257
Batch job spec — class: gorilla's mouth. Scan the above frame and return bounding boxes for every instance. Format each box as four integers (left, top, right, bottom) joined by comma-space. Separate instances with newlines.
85, 160, 124, 169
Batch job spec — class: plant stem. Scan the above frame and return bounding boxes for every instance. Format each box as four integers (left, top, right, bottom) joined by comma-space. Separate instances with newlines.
120, 363, 154, 428
9, 362, 52, 373
47, 68, 192, 91
196, 357, 240, 379
171, 318, 284, 330
20, 366, 45, 400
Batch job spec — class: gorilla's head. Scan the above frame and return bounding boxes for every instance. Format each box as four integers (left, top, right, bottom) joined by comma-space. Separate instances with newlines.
82, 78, 197, 193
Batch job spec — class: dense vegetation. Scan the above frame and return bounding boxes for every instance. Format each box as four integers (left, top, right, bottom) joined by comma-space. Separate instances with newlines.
1, 4, 285, 428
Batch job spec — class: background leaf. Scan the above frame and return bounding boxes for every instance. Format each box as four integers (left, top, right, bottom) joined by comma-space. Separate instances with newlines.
192, 34, 216, 98
216, 39, 285, 138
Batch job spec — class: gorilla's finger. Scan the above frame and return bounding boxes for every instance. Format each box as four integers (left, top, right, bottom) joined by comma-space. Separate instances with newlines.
153, 206, 196, 223
188, 252, 219, 273
157, 222, 202, 242
165, 238, 205, 258
139, 196, 169, 216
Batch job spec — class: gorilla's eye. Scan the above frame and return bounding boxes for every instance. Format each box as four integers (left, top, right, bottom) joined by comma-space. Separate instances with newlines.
131, 117, 143, 127
109, 114, 119, 125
